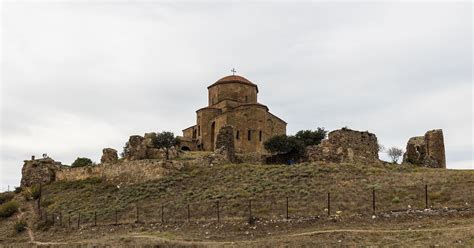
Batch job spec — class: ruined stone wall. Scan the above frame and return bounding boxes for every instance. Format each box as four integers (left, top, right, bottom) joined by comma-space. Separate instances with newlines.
403, 129, 446, 168
20, 157, 62, 187
55, 160, 184, 184
124, 133, 179, 161
215, 125, 237, 163
307, 128, 380, 164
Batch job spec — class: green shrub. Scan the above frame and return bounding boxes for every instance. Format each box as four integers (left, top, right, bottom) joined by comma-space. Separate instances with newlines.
14, 219, 27, 233
30, 185, 41, 200
40, 199, 54, 208
0, 201, 19, 218
392, 196, 400, 203
71, 157, 94, 167
154, 131, 180, 159
0, 192, 14, 204
22, 189, 32, 201
264, 135, 306, 157
294, 128, 327, 147
14, 187, 22, 194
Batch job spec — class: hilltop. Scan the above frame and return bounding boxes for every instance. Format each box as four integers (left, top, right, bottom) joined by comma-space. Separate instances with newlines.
1, 153, 473, 247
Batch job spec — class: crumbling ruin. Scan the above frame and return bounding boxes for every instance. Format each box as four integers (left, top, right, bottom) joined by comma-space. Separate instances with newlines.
124, 133, 178, 161
195, 126, 239, 166
403, 129, 446, 168
20, 156, 62, 187
100, 148, 118, 164
215, 125, 237, 163
307, 128, 380, 164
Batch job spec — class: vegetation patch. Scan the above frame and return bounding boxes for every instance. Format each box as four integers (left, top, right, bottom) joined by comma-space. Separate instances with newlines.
0, 201, 19, 218
0, 192, 14, 204
13, 219, 27, 233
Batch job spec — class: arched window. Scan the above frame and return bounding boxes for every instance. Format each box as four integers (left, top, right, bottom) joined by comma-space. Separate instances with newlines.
259, 130, 262, 142
248, 130, 252, 141
245, 96, 248, 102
236, 130, 240, 140
198, 125, 201, 136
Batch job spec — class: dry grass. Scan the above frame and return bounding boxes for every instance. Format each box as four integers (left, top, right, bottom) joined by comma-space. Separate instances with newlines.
37, 162, 473, 224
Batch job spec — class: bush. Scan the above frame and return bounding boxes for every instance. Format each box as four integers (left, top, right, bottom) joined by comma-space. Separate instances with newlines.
294, 128, 327, 147
30, 185, 41, 200
0, 192, 14, 204
154, 131, 180, 159
264, 135, 306, 162
0, 201, 19, 218
71, 157, 93, 167
14, 187, 22, 194
14, 219, 27, 233
264, 135, 305, 155
121, 141, 130, 158
392, 196, 400, 203
387, 147, 404, 164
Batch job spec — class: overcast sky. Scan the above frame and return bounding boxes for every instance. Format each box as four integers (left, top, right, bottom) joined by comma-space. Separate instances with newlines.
1, 1, 472, 191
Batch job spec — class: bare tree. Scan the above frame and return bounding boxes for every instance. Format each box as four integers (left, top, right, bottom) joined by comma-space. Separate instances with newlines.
378, 143, 386, 153
387, 147, 404, 164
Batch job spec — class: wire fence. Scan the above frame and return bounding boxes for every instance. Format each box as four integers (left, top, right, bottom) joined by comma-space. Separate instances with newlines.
35, 183, 473, 229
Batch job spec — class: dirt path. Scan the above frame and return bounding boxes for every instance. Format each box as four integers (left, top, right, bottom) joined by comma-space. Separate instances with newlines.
289, 225, 474, 237
16, 203, 35, 243
126, 224, 474, 246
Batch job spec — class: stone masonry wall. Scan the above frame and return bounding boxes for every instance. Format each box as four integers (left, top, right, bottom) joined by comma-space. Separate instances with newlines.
307, 128, 380, 164
55, 160, 185, 184
20, 157, 62, 187
403, 129, 446, 168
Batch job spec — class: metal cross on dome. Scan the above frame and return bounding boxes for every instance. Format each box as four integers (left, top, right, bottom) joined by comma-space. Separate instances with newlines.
231, 68, 236, 75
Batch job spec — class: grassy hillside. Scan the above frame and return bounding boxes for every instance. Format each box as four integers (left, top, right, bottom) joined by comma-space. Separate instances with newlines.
1, 156, 473, 246
38, 161, 473, 225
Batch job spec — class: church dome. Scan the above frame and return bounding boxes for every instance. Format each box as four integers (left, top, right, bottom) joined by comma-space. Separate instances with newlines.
208, 75, 258, 92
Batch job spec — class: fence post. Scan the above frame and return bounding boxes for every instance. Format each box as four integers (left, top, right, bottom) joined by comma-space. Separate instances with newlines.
77, 213, 80, 229
248, 199, 252, 223
136, 206, 139, 223
38, 183, 42, 213
425, 184, 428, 209
216, 201, 220, 224
94, 211, 97, 226
187, 204, 190, 222
161, 205, 164, 223
115, 210, 118, 225
286, 196, 289, 219
372, 188, 376, 215
327, 192, 331, 216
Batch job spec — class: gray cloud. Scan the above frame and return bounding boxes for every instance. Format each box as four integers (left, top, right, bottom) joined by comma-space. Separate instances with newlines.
1, 2, 472, 191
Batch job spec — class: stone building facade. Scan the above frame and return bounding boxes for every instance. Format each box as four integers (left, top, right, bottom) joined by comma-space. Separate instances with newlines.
403, 129, 446, 168
180, 75, 286, 153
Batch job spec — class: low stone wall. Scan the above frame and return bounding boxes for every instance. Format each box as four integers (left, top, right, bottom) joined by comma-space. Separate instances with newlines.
55, 160, 184, 184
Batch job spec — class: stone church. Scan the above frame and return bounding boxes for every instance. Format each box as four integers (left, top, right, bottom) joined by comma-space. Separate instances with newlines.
180, 74, 286, 153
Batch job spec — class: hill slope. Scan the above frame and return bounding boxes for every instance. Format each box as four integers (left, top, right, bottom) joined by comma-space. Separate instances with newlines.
1, 158, 473, 246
